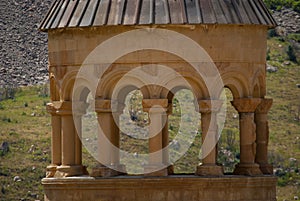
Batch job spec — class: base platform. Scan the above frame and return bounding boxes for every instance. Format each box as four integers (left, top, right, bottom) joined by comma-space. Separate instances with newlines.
42, 175, 277, 201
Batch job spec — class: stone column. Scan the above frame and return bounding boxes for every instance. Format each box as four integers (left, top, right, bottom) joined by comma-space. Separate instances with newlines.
91, 99, 125, 177
55, 101, 84, 177
73, 102, 89, 175
255, 98, 273, 174
163, 103, 174, 174
196, 100, 224, 176
143, 99, 168, 176
46, 102, 62, 178
231, 98, 262, 175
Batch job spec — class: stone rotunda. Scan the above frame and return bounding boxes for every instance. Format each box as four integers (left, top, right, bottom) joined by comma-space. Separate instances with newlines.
40, 0, 277, 200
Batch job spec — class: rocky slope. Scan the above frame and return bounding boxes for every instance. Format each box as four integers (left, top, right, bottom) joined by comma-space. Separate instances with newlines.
0, 1, 298, 87
0, 0, 51, 87
272, 7, 300, 35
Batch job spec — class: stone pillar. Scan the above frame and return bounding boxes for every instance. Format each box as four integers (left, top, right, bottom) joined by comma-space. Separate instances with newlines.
231, 98, 262, 175
143, 99, 168, 176
163, 103, 174, 174
46, 102, 62, 178
55, 101, 84, 177
91, 99, 125, 177
73, 102, 89, 175
196, 100, 224, 176
255, 98, 273, 174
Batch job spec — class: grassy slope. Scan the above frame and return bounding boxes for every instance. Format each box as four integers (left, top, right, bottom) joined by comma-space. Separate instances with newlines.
266, 37, 300, 200
0, 86, 51, 201
0, 37, 299, 200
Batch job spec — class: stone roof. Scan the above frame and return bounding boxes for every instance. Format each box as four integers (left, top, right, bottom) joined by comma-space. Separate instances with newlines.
39, 0, 277, 31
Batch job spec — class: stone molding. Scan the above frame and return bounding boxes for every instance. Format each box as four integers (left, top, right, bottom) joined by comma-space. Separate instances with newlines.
231, 98, 261, 113
95, 99, 125, 113
255, 98, 273, 114
198, 99, 223, 114
142, 99, 169, 110
46, 101, 88, 116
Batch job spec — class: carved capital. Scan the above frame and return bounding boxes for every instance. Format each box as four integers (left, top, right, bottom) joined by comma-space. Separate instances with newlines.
47, 101, 88, 116
142, 99, 168, 112
95, 99, 124, 113
198, 100, 223, 114
231, 98, 261, 113
255, 98, 273, 114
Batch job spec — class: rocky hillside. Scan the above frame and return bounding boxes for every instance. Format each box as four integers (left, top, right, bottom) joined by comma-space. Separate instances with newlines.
0, 1, 299, 87
0, 0, 52, 87
272, 7, 300, 35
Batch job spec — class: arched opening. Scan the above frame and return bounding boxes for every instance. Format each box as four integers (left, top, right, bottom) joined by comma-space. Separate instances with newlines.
217, 87, 240, 173
79, 90, 99, 174
119, 89, 149, 174
168, 89, 201, 174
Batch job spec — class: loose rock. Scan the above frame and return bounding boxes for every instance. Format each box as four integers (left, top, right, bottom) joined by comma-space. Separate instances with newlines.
13, 176, 21, 182
0, 141, 9, 154
267, 64, 278, 73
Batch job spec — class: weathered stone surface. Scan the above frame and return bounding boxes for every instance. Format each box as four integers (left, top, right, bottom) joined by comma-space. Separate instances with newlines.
43, 176, 277, 201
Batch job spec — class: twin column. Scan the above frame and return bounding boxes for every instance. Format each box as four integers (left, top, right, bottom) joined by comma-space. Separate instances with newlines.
231, 98, 273, 175
46, 97, 273, 177
46, 101, 87, 177
91, 99, 125, 177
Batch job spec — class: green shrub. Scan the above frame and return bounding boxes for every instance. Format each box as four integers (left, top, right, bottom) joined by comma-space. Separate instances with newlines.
263, 0, 300, 13
287, 45, 297, 63
268, 29, 278, 38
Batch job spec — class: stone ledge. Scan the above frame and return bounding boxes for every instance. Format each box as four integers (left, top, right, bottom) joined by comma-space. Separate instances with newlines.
43, 175, 277, 201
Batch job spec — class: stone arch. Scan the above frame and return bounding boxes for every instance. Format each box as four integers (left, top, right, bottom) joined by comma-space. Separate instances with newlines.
96, 69, 151, 100
221, 71, 250, 98
251, 69, 266, 98
62, 70, 95, 101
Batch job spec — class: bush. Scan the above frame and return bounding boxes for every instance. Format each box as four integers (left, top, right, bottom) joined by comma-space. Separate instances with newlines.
0, 85, 17, 101
264, 0, 300, 13
267, 29, 278, 38
287, 45, 297, 63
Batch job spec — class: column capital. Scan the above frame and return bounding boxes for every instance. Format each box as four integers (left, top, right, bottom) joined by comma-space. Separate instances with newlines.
142, 99, 168, 113
198, 99, 223, 114
231, 98, 261, 113
47, 101, 88, 116
255, 98, 273, 114
95, 99, 125, 113
46, 101, 61, 114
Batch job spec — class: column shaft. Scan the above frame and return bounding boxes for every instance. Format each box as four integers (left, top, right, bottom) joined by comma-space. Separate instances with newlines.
143, 99, 168, 176
46, 102, 62, 178
74, 115, 82, 165
231, 98, 262, 175
149, 110, 163, 165
196, 100, 223, 176
61, 115, 75, 165
51, 115, 61, 165
239, 113, 256, 164
255, 98, 273, 174
91, 99, 124, 177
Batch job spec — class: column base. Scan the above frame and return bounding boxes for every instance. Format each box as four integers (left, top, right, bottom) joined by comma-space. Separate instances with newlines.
259, 163, 273, 175
233, 163, 262, 176
90, 164, 126, 177
46, 165, 58, 178
55, 165, 85, 177
195, 164, 224, 176
144, 165, 168, 176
